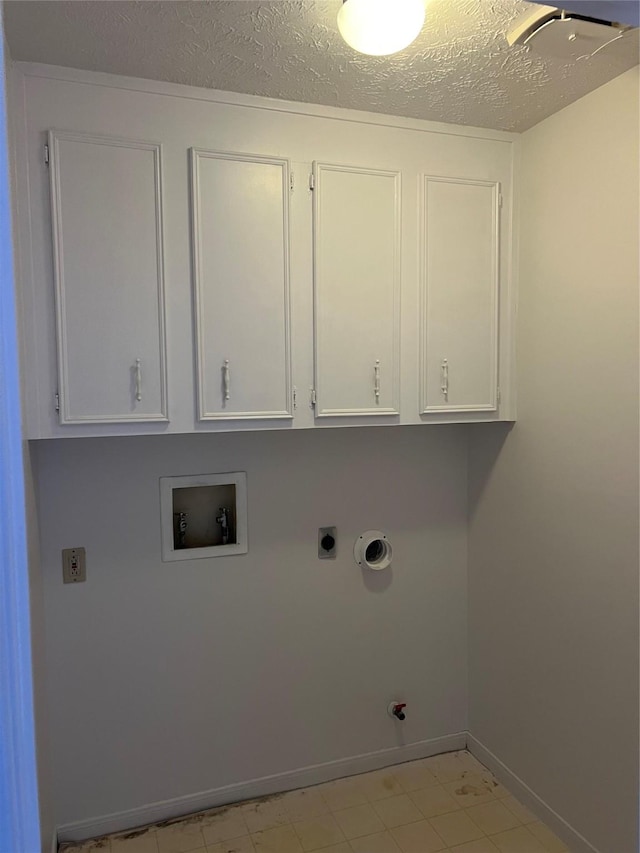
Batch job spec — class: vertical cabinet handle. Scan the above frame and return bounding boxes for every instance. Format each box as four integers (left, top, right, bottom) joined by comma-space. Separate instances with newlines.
441, 358, 449, 401
135, 358, 142, 402
374, 359, 381, 402
223, 359, 230, 401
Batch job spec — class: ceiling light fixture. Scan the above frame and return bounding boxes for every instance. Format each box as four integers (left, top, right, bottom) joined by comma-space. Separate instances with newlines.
337, 0, 426, 56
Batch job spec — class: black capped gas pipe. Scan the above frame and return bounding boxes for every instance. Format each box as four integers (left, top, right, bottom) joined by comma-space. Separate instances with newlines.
388, 702, 407, 721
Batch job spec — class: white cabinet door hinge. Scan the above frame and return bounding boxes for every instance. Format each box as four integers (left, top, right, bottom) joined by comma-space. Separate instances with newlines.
309, 173, 315, 191
290, 171, 294, 192
310, 387, 317, 407
293, 386, 297, 410
497, 387, 501, 404
44, 143, 50, 166
54, 391, 60, 412
498, 193, 503, 208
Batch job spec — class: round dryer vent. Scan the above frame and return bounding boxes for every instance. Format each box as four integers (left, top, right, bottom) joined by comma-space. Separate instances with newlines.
354, 530, 393, 571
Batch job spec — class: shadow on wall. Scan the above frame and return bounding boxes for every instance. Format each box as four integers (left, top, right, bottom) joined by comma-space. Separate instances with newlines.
467, 422, 513, 521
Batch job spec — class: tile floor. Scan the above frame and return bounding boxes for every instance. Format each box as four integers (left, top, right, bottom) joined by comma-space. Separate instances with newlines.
59, 751, 570, 853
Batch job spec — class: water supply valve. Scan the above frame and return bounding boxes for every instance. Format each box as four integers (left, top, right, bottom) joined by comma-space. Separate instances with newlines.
388, 701, 407, 721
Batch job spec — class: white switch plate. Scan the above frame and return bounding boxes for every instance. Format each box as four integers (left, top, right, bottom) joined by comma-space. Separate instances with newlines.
62, 547, 86, 583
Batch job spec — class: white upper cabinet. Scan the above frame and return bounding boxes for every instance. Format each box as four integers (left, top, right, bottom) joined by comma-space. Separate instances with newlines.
190, 150, 292, 420
312, 163, 401, 417
48, 131, 168, 424
17, 68, 515, 437
420, 176, 499, 413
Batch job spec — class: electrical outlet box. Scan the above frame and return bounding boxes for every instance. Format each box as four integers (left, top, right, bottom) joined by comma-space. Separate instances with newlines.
318, 526, 337, 559
62, 547, 86, 583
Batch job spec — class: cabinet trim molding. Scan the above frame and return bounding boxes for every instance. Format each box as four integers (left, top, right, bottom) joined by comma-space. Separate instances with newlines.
419, 174, 500, 415
312, 161, 402, 419
190, 148, 294, 421
20, 63, 517, 146
48, 130, 169, 423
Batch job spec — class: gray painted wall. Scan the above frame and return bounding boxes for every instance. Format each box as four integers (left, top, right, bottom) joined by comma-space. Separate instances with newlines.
34, 425, 469, 827
23, 445, 54, 853
468, 67, 639, 853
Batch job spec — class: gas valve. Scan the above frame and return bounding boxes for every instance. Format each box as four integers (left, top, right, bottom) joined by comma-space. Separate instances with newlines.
388, 701, 407, 721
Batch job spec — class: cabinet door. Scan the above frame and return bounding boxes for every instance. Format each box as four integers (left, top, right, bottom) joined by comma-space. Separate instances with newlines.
191, 150, 292, 420
49, 131, 168, 423
421, 176, 499, 413
313, 163, 400, 417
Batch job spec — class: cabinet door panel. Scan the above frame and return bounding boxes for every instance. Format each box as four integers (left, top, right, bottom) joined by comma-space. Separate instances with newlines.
421, 176, 499, 412
49, 131, 167, 423
191, 150, 292, 420
313, 163, 400, 417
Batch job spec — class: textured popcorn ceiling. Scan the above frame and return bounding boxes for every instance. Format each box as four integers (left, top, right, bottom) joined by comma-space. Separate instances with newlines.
4, 0, 639, 131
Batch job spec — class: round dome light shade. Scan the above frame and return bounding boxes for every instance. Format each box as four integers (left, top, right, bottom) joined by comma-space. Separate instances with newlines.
337, 0, 425, 56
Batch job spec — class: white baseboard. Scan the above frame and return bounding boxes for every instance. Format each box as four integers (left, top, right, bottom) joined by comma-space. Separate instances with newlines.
57, 732, 466, 843
466, 733, 601, 853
